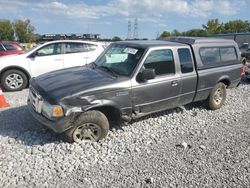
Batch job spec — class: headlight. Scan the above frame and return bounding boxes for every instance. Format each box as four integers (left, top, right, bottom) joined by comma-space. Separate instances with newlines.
42, 101, 64, 119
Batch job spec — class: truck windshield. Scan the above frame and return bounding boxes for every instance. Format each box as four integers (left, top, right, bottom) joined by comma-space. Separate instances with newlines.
95, 44, 145, 76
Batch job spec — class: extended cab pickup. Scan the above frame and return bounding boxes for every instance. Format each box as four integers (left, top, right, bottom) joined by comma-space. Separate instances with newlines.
27, 37, 242, 142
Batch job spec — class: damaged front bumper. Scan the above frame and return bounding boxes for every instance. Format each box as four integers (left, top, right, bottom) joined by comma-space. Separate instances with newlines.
27, 100, 75, 133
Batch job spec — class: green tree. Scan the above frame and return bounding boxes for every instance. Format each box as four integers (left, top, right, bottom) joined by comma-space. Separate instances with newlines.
184, 29, 207, 37
160, 31, 171, 38
0, 20, 14, 41
202, 18, 224, 34
247, 21, 250, 32
161, 18, 250, 40
112, 36, 122, 41
171, 29, 181, 36
224, 20, 249, 33
32, 33, 42, 42
13, 19, 35, 43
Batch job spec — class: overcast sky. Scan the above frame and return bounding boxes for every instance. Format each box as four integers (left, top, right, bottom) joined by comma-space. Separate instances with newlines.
0, 0, 249, 39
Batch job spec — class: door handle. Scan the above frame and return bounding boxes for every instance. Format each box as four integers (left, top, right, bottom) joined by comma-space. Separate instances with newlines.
171, 80, 178, 86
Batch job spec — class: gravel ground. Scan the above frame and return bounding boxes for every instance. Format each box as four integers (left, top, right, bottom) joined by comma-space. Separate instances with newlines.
0, 84, 250, 188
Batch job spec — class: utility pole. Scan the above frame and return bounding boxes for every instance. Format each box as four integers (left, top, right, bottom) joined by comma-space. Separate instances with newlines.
133, 18, 138, 39
127, 20, 132, 40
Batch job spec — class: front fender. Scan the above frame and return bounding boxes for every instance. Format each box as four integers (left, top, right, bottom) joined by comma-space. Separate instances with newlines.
61, 96, 119, 116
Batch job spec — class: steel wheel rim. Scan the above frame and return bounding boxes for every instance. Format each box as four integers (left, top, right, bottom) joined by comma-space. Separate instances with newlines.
73, 123, 101, 142
213, 88, 223, 105
5, 73, 24, 89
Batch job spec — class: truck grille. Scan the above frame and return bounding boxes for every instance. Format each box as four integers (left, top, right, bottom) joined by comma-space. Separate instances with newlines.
28, 87, 43, 113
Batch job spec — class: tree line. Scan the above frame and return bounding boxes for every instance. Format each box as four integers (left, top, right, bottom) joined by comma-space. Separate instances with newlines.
1, 18, 250, 42
0, 19, 36, 43
160, 19, 250, 38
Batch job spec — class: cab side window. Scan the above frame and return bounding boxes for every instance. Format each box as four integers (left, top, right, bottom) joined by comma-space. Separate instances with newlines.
178, 48, 194, 73
144, 49, 175, 76
37, 43, 62, 56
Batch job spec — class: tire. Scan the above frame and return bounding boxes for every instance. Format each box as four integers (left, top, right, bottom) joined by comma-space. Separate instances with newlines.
63, 110, 109, 143
1, 69, 28, 92
207, 82, 226, 110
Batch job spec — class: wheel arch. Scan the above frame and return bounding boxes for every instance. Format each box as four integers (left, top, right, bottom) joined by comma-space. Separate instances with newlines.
0, 66, 31, 82
67, 104, 122, 131
87, 105, 122, 124
63, 97, 123, 124
217, 76, 231, 88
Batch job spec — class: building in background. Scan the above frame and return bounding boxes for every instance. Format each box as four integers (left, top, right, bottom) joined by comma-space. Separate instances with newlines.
212, 33, 250, 51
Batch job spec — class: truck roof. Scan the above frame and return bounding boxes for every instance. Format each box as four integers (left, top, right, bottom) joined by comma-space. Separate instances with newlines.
165, 36, 235, 45
116, 40, 188, 49
115, 37, 236, 49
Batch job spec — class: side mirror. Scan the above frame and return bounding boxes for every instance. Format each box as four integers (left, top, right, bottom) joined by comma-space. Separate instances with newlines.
138, 69, 155, 81
29, 51, 38, 58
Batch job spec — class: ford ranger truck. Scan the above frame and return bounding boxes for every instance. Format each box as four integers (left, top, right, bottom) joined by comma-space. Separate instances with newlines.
27, 37, 242, 143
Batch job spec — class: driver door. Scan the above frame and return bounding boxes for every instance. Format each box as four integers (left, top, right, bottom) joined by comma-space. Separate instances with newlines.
29, 43, 64, 77
131, 48, 181, 114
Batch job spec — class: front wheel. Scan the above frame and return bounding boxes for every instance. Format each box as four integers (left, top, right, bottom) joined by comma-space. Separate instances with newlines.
1, 69, 28, 92
207, 82, 226, 110
63, 110, 109, 143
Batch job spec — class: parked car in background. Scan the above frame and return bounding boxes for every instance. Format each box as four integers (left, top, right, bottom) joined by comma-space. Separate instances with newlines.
241, 48, 250, 61
239, 42, 250, 61
243, 63, 250, 80
0, 41, 25, 57
0, 40, 105, 91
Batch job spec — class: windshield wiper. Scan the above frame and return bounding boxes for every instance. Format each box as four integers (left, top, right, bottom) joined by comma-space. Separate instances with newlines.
98, 65, 118, 77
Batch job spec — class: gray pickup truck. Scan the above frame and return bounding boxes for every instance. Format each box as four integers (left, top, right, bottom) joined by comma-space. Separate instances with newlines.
27, 37, 242, 142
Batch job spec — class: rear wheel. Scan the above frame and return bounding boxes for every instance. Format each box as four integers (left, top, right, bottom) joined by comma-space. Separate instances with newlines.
1, 69, 28, 91
63, 110, 109, 143
207, 82, 226, 110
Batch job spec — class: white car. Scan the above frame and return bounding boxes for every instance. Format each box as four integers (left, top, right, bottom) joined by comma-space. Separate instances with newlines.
0, 40, 105, 91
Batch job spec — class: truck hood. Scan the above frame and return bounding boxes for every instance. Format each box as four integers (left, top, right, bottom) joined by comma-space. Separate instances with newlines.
31, 66, 128, 104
